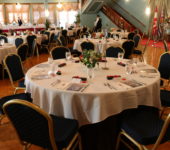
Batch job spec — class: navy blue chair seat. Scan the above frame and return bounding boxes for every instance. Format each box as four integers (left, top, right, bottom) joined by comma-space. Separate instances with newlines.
116, 106, 170, 150
18, 79, 25, 88
121, 107, 164, 145
160, 90, 170, 107
51, 115, 79, 150
133, 49, 142, 55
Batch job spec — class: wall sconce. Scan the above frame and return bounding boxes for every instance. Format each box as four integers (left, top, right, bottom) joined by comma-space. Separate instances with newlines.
125, 0, 130, 2
57, 0, 63, 8
145, 6, 151, 16
16, 3, 21, 9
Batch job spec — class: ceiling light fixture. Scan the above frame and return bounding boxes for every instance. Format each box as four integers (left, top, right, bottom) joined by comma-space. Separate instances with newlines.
57, 0, 63, 8
145, 6, 151, 16
16, 3, 21, 9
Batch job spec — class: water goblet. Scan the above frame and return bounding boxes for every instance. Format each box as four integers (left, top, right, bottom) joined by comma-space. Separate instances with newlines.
65, 52, 72, 61
118, 52, 124, 61
125, 62, 133, 75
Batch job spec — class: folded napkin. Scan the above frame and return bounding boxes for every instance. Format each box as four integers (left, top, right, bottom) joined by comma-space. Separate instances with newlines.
117, 62, 126, 67
58, 63, 66, 67
31, 74, 50, 80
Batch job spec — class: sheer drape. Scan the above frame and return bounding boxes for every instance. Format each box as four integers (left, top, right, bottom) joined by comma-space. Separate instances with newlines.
32, 4, 45, 24
0, 4, 4, 24
5, 4, 29, 23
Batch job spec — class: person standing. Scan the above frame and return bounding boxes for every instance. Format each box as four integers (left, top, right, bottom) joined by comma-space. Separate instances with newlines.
94, 15, 102, 32
18, 17, 23, 26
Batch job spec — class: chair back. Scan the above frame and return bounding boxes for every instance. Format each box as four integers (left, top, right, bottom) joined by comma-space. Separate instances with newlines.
0, 35, 8, 43
122, 40, 134, 59
49, 33, 55, 43
133, 34, 141, 48
51, 46, 69, 60
80, 33, 89, 38
106, 46, 124, 58
128, 32, 135, 40
59, 35, 68, 46
80, 41, 95, 51
76, 29, 81, 37
163, 40, 169, 52
15, 38, 24, 48
3, 100, 57, 150
26, 35, 36, 56
158, 52, 170, 80
17, 44, 28, 62
61, 30, 68, 37
3, 54, 24, 82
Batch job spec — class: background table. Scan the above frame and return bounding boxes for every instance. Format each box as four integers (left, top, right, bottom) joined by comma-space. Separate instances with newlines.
25, 58, 161, 126
73, 38, 126, 52
0, 43, 16, 63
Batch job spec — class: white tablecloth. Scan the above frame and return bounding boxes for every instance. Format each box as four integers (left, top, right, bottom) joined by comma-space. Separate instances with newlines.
110, 31, 129, 38
25, 58, 161, 125
0, 43, 16, 63
7, 34, 47, 45
73, 38, 126, 52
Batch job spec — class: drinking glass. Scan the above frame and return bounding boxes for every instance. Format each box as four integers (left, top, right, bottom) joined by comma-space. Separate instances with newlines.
118, 52, 124, 60
48, 57, 53, 64
125, 63, 133, 75
1, 39, 4, 46
65, 52, 71, 61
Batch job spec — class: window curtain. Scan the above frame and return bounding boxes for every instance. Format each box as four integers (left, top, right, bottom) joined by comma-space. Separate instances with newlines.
0, 4, 4, 24
48, 4, 56, 24
32, 4, 45, 24
56, 3, 79, 28
5, 4, 29, 24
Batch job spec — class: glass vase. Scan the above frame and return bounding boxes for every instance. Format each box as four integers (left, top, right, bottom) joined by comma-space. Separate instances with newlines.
86, 67, 94, 79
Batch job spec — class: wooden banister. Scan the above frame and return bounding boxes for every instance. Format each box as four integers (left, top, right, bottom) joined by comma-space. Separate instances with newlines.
101, 5, 140, 32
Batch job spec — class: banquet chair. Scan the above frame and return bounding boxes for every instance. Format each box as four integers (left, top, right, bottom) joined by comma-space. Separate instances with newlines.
133, 38, 150, 62
80, 32, 89, 38
116, 106, 170, 150
0, 35, 8, 43
59, 35, 68, 47
3, 54, 25, 94
0, 93, 32, 124
133, 34, 141, 48
158, 52, 170, 88
122, 40, 135, 59
51, 46, 70, 60
163, 40, 169, 52
17, 44, 28, 62
76, 29, 81, 39
106, 46, 124, 58
80, 41, 95, 51
127, 32, 135, 40
48, 33, 58, 51
26, 35, 37, 57
15, 37, 24, 48
3, 100, 80, 150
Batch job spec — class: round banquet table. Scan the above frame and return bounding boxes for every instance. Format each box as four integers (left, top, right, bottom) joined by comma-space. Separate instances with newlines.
73, 38, 126, 52
25, 58, 161, 126
0, 43, 16, 63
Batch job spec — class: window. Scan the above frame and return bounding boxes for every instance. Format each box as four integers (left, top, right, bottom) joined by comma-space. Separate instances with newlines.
5, 4, 29, 24
58, 10, 78, 28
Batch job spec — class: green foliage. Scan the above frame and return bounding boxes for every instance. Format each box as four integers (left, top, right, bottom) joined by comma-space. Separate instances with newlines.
45, 19, 51, 30
80, 50, 102, 68
74, 13, 81, 24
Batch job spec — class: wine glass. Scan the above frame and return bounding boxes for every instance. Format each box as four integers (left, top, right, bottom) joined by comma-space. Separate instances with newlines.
118, 52, 124, 61
65, 52, 71, 61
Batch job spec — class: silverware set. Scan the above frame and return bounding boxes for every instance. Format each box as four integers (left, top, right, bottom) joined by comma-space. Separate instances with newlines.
104, 83, 117, 90
50, 79, 61, 87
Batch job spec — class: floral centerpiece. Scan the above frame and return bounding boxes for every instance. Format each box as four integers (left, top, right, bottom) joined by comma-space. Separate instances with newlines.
80, 50, 102, 68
